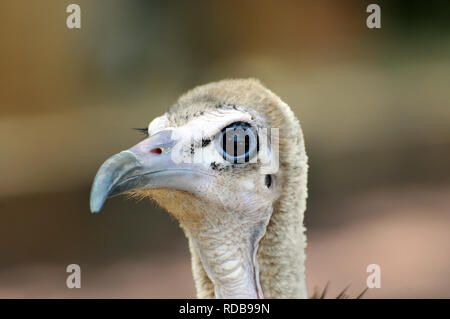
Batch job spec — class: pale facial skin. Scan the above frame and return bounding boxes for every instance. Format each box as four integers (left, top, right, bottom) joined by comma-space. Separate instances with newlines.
90, 109, 280, 298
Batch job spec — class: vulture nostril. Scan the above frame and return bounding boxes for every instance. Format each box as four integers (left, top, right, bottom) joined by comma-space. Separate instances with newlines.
150, 147, 163, 155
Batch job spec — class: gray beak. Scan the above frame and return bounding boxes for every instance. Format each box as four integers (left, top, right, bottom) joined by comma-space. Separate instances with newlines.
90, 150, 145, 213
89, 130, 210, 213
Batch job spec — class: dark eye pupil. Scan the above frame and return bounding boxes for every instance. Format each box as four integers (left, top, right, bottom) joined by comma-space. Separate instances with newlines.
219, 122, 257, 163
245, 134, 250, 162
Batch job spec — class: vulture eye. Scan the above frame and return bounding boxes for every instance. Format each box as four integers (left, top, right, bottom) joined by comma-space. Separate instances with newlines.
217, 122, 258, 164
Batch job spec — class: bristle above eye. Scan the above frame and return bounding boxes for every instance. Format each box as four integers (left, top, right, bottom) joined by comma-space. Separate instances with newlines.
133, 128, 149, 136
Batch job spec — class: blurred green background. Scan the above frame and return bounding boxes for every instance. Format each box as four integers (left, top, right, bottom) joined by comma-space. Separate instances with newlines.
0, 0, 449, 298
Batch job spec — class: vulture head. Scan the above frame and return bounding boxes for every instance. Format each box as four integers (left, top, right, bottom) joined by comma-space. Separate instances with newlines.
90, 79, 308, 298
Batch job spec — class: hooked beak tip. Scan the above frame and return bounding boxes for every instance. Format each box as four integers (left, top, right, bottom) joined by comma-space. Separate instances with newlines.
90, 184, 108, 213
90, 200, 103, 214
89, 151, 140, 214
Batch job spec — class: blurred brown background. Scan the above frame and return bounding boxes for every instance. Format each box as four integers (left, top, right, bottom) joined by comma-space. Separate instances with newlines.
0, 0, 449, 298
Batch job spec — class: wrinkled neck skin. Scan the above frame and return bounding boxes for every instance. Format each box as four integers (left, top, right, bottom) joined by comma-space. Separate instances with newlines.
186, 206, 272, 299
150, 178, 308, 299
184, 194, 308, 299
149, 188, 271, 298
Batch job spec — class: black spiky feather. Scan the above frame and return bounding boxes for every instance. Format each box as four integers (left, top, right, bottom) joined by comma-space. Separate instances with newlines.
133, 128, 149, 136
310, 282, 369, 299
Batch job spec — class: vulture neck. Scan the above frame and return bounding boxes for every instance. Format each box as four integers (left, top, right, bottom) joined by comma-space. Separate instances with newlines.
187, 167, 308, 299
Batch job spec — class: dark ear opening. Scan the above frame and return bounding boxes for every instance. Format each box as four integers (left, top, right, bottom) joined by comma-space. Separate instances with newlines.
265, 175, 272, 188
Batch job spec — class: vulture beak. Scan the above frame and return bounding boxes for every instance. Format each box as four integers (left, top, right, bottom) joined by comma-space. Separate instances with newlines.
90, 129, 209, 213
